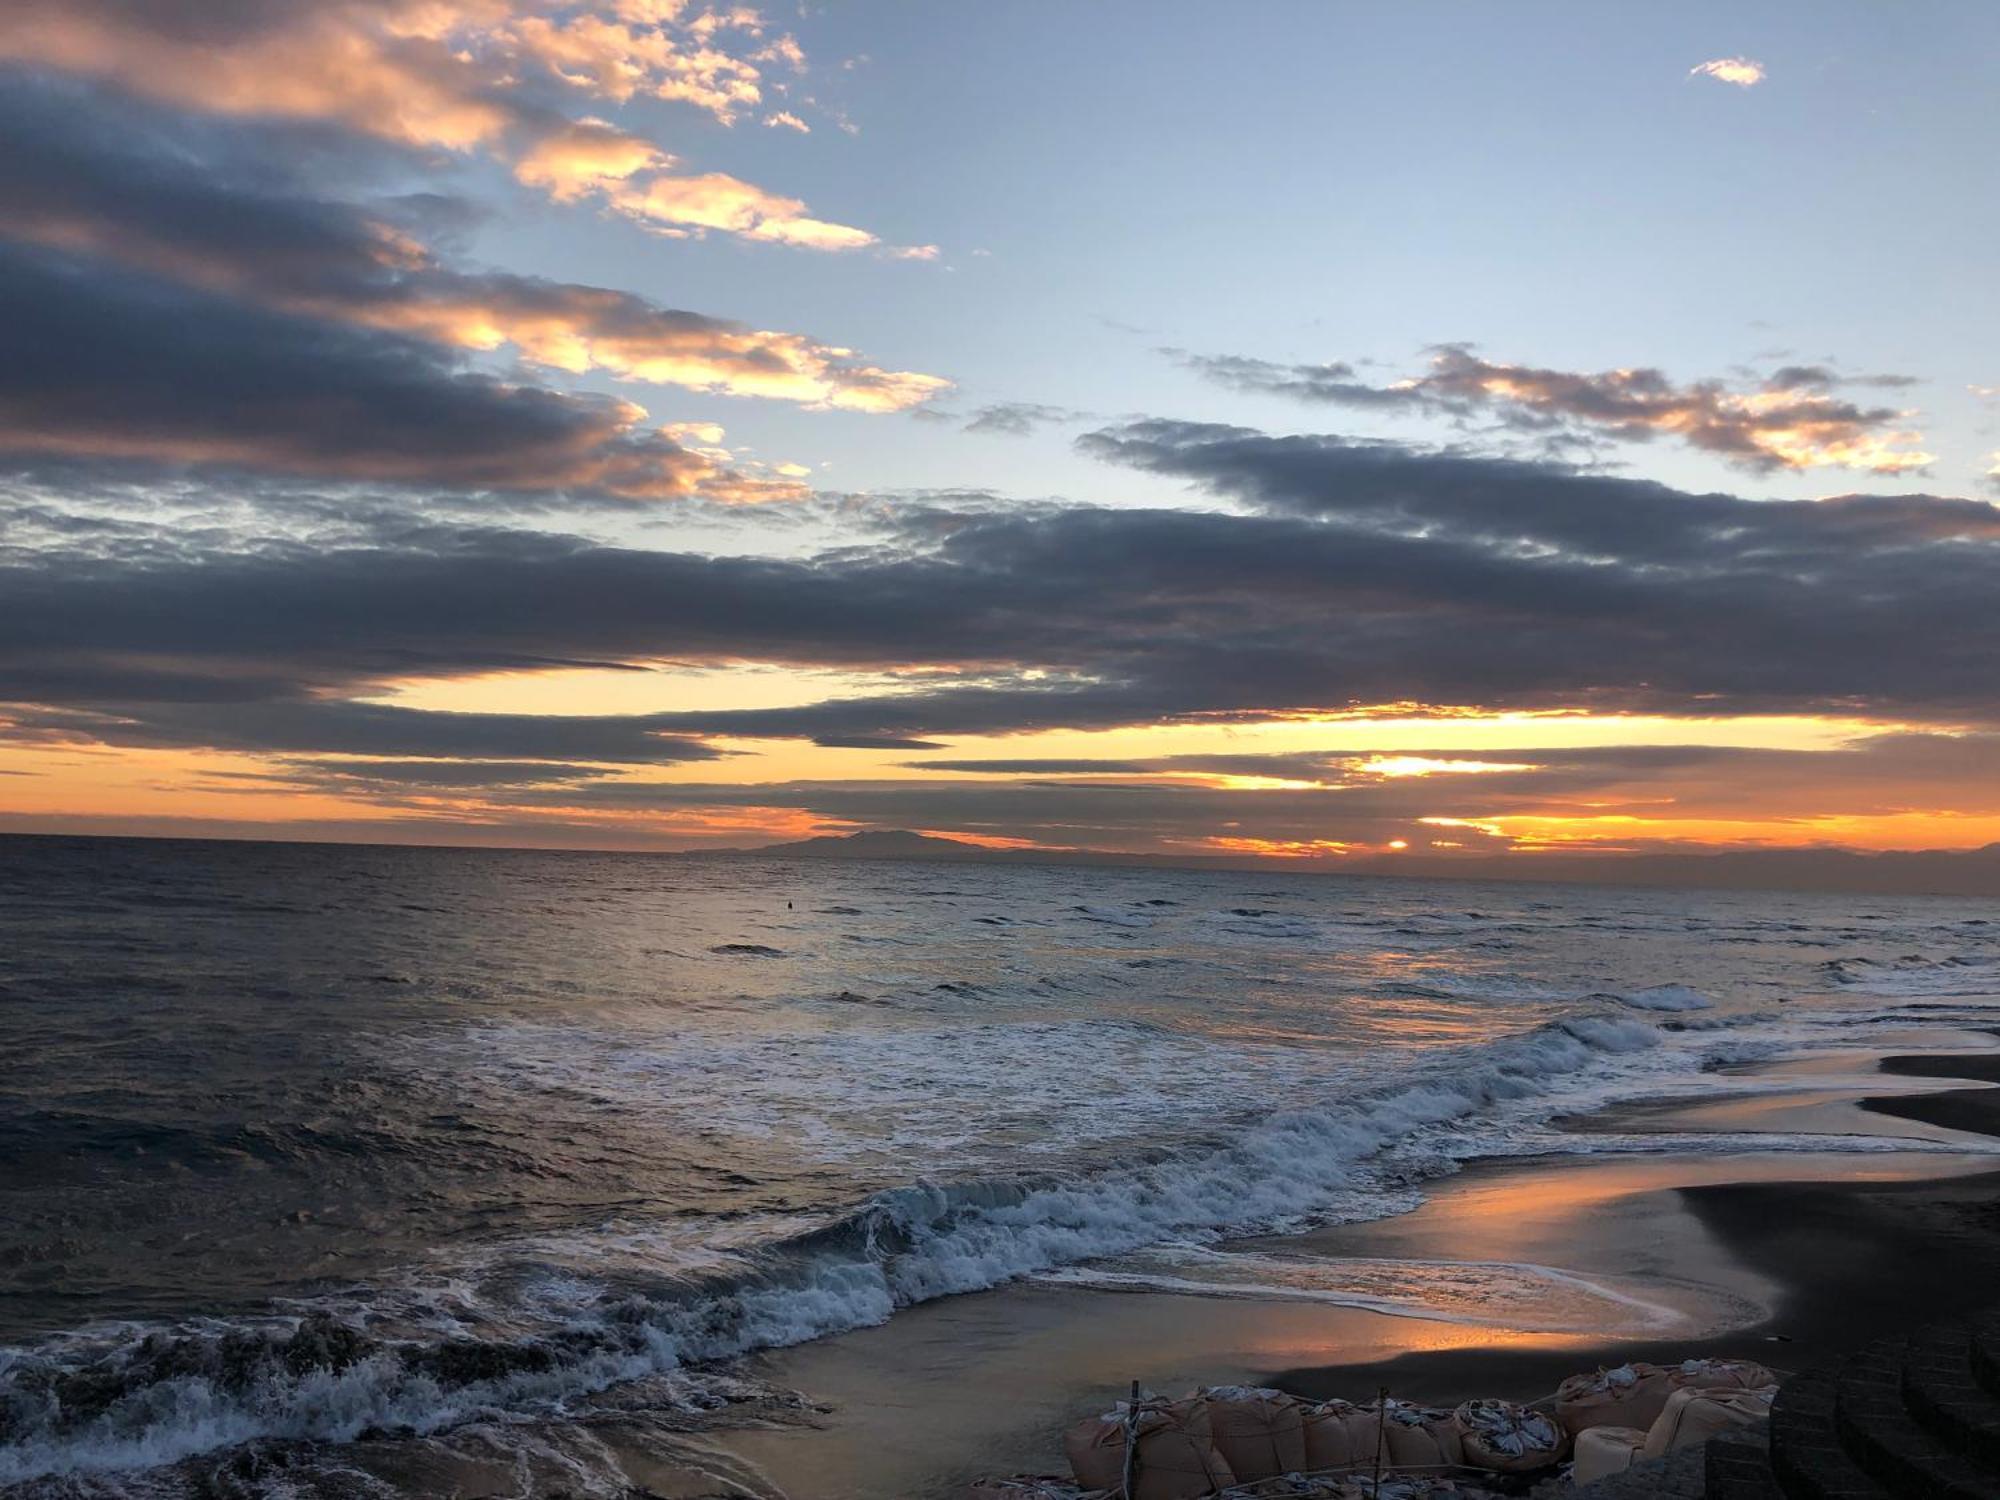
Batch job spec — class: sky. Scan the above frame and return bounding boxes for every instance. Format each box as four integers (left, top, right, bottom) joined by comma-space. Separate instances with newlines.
2, 0, 1999, 867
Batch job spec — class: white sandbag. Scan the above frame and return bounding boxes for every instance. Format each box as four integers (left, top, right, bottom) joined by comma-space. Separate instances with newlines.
1066, 1397, 1236, 1500
1452, 1398, 1569, 1473
1667, 1358, 1778, 1398
1299, 1399, 1377, 1474
1642, 1385, 1776, 1459
1570, 1426, 1647, 1485
1554, 1362, 1673, 1435
1368, 1401, 1464, 1472
1200, 1386, 1307, 1482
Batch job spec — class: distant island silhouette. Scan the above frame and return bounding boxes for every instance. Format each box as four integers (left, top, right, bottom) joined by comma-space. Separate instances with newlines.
720, 828, 2000, 897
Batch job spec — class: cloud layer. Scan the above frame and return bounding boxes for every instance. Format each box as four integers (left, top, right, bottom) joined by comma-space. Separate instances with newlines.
0, 74, 946, 503
0, 0, 924, 254
1182, 346, 1933, 473
6, 426, 1999, 765
0, 79, 946, 414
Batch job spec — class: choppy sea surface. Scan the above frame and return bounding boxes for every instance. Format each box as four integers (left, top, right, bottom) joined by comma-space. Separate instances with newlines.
2, 834, 1998, 1494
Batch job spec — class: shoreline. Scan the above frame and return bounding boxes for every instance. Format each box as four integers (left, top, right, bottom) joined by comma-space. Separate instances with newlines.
681, 1035, 2000, 1498
1271, 1045, 2000, 1403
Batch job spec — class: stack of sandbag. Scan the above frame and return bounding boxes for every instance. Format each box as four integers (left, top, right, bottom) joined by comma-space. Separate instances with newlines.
1221, 1480, 1486, 1500
1451, 1398, 1569, 1474
1336, 1481, 1486, 1500
1665, 1358, 1777, 1400
1562, 1358, 1781, 1482
1198, 1387, 1307, 1484
1298, 1398, 1376, 1474
1553, 1363, 1675, 1436
1570, 1426, 1651, 1486
1065, 1396, 1236, 1500
1556, 1356, 1776, 1439
1643, 1384, 1776, 1457
1366, 1401, 1464, 1472
1216, 1478, 1349, 1498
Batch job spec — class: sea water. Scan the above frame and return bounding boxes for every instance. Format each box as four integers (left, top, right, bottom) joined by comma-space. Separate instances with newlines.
1, 834, 1996, 1491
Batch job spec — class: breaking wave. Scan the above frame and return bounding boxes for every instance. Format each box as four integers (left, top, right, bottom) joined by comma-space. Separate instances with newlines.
1819, 955, 2000, 999
1, 1011, 1689, 1485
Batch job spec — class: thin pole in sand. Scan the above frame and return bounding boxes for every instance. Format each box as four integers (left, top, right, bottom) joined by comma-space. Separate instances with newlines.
1372, 1386, 1389, 1500
1121, 1380, 1141, 1499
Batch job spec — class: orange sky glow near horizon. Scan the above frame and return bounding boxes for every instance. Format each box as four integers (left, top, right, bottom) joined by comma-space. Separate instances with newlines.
7, 704, 1998, 863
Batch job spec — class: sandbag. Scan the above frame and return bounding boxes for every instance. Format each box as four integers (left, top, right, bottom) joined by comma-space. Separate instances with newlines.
963, 1479, 1107, 1499
1331, 1480, 1475, 1500
1065, 1398, 1236, 1500
1199, 1387, 1307, 1482
1299, 1399, 1376, 1474
1570, 1426, 1647, 1485
1666, 1358, 1778, 1398
1452, 1398, 1569, 1473
1368, 1401, 1463, 1472
1225, 1479, 1470, 1500
1642, 1385, 1776, 1459
1554, 1362, 1673, 1435
1219, 1479, 1348, 1498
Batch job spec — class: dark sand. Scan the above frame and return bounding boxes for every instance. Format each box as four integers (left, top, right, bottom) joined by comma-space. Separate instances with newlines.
697, 1040, 2000, 1497
1864, 1050, 2000, 1136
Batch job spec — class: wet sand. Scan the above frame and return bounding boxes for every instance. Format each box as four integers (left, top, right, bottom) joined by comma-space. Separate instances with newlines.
695, 1035, 2000, 1498
1280, 1045, 2000, 1398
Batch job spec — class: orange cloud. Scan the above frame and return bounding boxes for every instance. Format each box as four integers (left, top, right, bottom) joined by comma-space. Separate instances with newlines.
1407, 352, 1933, 473
0, 390, 756, 501
1690, 57, 1766, 88
355, 276, 949, 410
515, 117, 668, 199
506, 8, 769, 118
605, 170, 881, 250
511, 118, 911, 255
0, 1, 521, 151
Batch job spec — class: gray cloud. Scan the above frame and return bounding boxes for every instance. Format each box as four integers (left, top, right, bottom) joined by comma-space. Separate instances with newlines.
811, 735, 951, 750
962, 403, 1078, 437
8, 701, 724, 765
0, 240, 729, 499
264, 758, 621, 789
909, 759, 1158, 774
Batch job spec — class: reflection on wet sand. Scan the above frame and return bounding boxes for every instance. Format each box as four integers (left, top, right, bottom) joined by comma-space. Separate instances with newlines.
702, 1037, 2000, 1499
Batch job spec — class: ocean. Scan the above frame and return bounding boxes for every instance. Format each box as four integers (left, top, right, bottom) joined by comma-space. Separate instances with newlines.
2, 834, 1997, 1494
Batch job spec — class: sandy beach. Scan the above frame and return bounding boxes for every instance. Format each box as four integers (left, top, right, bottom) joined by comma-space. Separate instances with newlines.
694, 1030, 2000, 1499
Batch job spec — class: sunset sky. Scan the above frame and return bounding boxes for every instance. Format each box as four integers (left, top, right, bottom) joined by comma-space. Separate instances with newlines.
3, 1, 1999, 866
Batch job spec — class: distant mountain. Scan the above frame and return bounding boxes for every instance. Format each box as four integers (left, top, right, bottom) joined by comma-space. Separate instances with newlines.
745, 829, 990, 860
726, 828, 2000, 897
